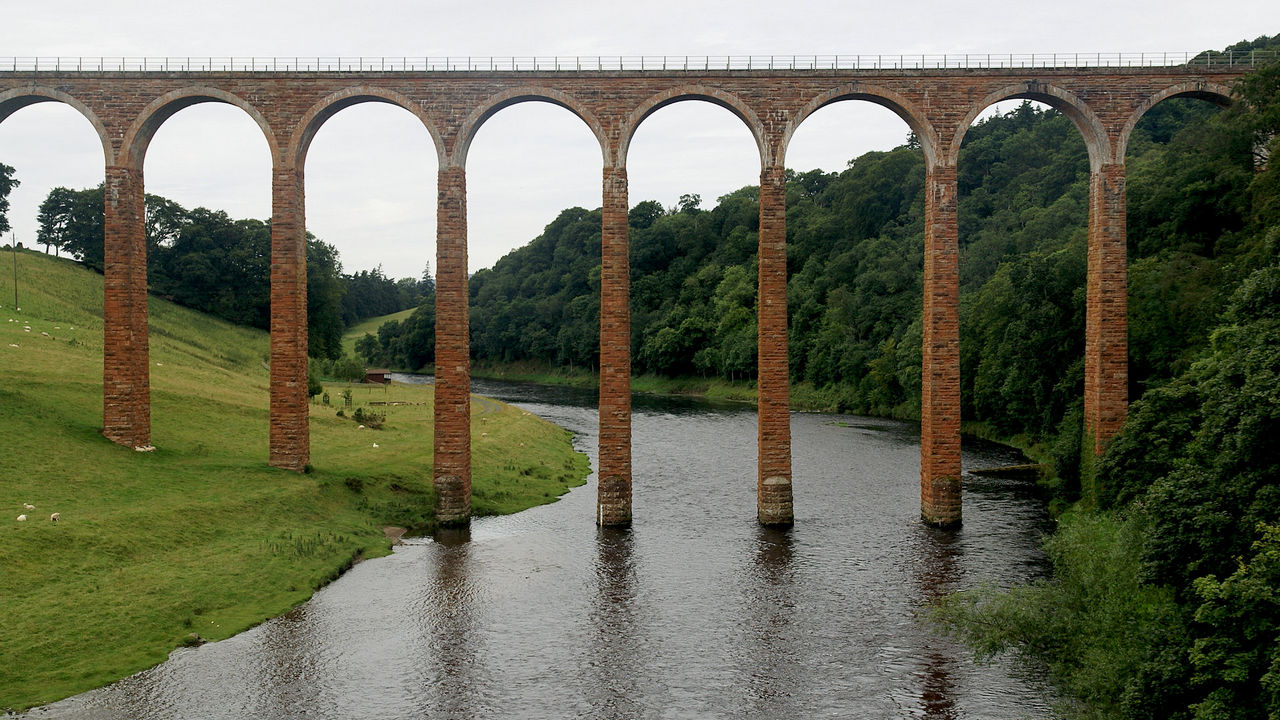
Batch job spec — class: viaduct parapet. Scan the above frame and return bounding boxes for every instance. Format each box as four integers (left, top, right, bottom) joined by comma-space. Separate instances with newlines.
0, 61, 1251, 528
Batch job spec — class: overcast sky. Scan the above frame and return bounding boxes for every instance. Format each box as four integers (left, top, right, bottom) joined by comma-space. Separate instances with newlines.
0, 1, 1275, 275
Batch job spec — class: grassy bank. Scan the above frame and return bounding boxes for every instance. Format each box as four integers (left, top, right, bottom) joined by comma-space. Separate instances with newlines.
468, 360, 760, 405
0, 250, 589, 712
340, 306, 415, 358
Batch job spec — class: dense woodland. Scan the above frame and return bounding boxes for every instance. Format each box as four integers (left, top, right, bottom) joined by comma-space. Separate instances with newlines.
362, 61, 1254, 436
361, 37, 1280, 718
1, 36, 1277, 718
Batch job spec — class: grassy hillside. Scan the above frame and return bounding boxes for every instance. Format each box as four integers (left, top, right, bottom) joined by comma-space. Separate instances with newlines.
0, 249, 589, 711
341, 306, 416, 358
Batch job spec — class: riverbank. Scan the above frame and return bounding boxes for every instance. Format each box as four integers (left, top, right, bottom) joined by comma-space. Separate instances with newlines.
467, 361, 1052, 464
0, 252, 589, 712
470, 360, 760, 404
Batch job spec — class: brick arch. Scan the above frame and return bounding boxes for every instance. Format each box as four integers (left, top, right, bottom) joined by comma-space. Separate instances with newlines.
948, 81, 1108, 170
0, 85, 113, 165
118, 86, 278, 170
454, 86, 606, 168
782, 84, 939, 168
621, 85, 767, 168
1118, 81, 1235, 159
292, 86, 444, 170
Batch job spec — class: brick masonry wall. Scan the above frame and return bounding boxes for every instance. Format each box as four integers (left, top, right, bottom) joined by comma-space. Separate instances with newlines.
598, 165, 632, 526
101, 164, 149, 448
757, 165, 793, 526
0, 65, 1246, 523
269, 164, 308, 471
434, 166, 470, 525
1086, 163, 1129, 453
921, 164, 962, 527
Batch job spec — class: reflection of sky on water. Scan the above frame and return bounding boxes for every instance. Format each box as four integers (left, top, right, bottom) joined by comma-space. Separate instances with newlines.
31, 379, 1053, 719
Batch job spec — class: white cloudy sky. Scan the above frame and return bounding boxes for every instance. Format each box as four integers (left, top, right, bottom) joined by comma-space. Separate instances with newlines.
0, 1, 1275, 275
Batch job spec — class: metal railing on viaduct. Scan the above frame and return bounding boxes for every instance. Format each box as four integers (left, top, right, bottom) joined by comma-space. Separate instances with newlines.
0, 58, 1258, 528
3, 51, 1276, 72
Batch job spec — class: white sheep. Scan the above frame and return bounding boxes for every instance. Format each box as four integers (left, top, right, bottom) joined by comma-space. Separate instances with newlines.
23, 503, 34, 510
50, 513, 59, 523
16, 514, 26, 522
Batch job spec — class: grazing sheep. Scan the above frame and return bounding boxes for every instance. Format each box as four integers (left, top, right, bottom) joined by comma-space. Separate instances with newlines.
50, 513, 59, 523
23, 503, 34, 510
16, 514, 26, 522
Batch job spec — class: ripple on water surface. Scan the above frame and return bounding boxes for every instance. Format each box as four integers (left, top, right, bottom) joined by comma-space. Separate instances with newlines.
30, 379, 1055, 719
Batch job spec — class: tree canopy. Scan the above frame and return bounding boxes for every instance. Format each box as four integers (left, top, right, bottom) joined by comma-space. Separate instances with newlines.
0, 161, 18, 236
940, 37, 1280, 719
32, 186, 426, 359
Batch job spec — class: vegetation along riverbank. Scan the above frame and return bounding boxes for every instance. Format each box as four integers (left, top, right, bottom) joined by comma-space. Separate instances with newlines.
935, 41, 1280, 719
348, 36, 1280, 718
0, 251, 589, 712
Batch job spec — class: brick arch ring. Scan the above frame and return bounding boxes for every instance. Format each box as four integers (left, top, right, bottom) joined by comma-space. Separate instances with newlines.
291, 86, 445, 170
453, 86, 608, 169
947, 81, 1110, 170
619, 84, 768, 169
0, 85, 114, 166
118, 86, 280, 170
1118, 81, 1236, 160
781, 84, 940, 169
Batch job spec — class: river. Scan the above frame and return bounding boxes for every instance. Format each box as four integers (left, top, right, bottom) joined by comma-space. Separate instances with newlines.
31, 377, 1055, 719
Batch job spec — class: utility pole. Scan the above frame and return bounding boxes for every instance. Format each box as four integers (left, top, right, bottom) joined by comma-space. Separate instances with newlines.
11, 233, 17, 310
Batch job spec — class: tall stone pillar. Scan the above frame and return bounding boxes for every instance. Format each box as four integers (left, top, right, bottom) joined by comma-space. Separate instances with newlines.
269, 163, 309, 471
435, 165, 471, 525
598, 164, 632, 526
921, 162, 962, 528
1085, 162, 1128, 453
102, 164, 150, 448
757, 165, 793, 526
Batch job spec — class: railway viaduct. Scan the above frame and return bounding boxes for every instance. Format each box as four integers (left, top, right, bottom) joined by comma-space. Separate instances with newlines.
0, 55, 1258, 528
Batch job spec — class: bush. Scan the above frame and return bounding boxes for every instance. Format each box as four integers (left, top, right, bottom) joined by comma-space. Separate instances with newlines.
935, 512, 1185, 719
307, 368, 323, 398
309, 354, 365, 383
1047, 404, 1084, 507
352, 406, 385, 429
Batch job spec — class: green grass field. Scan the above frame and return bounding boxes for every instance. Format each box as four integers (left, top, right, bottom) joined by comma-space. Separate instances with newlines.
341, 306, 416, 358
0, 249, 589, 711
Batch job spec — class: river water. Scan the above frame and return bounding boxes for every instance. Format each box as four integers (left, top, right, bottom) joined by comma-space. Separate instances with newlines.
32, 377, 1055, 719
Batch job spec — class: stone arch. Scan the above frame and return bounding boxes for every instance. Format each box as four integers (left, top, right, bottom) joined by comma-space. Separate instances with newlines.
1118, 81, 1235, 159
948, 81, 1109, 170
783, 83, 939, 168
292, 86, 444, 170
454, 86, 607, 168
0, 85, 113, 165
621, 85, 768, 168
118, 86, 278, 170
